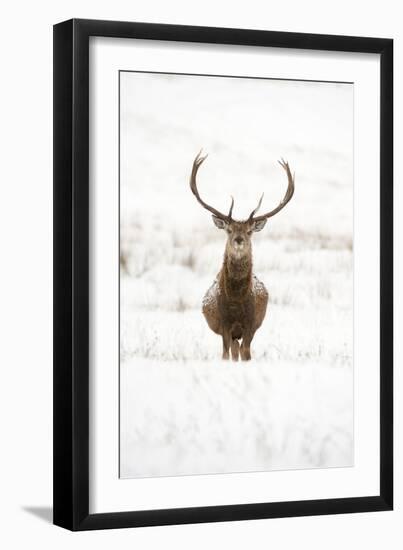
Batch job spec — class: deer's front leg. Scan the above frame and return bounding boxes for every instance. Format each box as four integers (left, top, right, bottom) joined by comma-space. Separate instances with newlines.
240, 331, 254, 361
231, 339, 240, 361
222, 329, 231, 360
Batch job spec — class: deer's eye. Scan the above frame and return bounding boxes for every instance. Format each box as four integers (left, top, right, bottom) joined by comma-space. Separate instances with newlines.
227, 227, 233, 234
247, 230, 252, 236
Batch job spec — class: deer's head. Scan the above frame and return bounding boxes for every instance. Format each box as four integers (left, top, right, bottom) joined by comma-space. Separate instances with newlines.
189, 151, 295, 259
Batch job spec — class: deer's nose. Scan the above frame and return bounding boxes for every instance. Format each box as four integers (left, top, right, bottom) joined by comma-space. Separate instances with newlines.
234, 236, 244, 245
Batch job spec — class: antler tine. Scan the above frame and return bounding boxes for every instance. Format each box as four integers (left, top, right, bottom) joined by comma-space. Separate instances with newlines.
251, 159, 295, 222
248, 193, 264, 220
228, 196, 234, 219
189, 151, 231, 221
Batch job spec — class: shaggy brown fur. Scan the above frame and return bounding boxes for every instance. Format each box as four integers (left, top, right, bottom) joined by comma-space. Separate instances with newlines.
203, 229, 268, 361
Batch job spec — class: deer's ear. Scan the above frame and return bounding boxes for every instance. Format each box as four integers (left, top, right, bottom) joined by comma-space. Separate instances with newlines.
212, 216, 228, 230
253, 219, 267, 232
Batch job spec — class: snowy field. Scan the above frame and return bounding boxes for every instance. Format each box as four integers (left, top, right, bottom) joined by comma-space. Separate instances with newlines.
119, 72, 354, 478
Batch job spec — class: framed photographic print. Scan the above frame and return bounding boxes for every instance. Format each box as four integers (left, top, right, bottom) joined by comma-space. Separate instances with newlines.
53, 19, 393, 530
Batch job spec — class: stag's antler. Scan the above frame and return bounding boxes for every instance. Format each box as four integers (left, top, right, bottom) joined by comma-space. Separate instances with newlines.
249, 159, 295, 222
190, 150, 234, 221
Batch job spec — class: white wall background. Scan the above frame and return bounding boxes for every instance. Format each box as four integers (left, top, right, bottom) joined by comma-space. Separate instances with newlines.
0, 0, 400, 548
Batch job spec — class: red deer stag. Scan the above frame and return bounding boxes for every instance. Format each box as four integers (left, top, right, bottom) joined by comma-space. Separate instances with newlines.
190, 151, 295, 361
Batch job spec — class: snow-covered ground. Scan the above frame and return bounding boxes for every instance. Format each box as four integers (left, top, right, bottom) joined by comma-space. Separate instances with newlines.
119, 72, 354, 478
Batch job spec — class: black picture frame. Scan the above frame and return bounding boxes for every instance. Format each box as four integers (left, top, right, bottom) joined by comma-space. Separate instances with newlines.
53, 18, 393, 531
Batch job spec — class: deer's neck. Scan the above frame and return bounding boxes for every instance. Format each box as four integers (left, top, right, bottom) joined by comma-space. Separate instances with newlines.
221, 249, 253, 299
